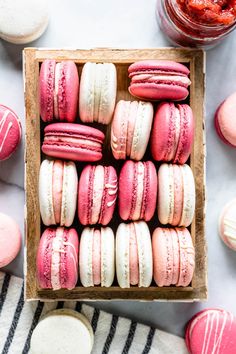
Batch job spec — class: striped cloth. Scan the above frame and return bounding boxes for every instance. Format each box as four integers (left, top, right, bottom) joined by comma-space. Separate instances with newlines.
0, 272, 188, 354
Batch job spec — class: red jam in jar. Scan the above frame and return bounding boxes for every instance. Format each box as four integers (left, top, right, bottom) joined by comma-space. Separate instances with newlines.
157, 0, 236, 48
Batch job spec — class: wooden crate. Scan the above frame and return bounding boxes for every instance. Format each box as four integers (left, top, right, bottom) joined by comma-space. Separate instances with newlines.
24, 48, 207, 301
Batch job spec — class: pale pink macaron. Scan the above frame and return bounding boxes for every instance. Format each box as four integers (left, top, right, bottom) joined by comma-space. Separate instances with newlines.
116, 221, 153, 288
37, 227, 79, 290
78, 165, 118, 225
215, 92, 236, 147
151, 102, 194, 164
219, 199, 236, 251
119, 160, 157, 222
0, 213, 21, 268
158, 163, 195, 227
128, 60, 191, 101
39, 159, 78, 227
79, 227, 115, 287
185, 309, 236, 354
152, 227, 195, 287
111, 100, 154, 160
39, 60, 79, 123
0, 104, 21, 161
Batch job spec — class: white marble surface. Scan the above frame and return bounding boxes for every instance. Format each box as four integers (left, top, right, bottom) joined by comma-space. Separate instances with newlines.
1, 0, 236, 338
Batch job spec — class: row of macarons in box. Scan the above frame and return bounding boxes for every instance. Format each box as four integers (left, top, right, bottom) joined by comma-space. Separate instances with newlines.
39, 159, 196, 229
39, 59, 191, 125
41, 100, 194, 165
37, 223, 195, 290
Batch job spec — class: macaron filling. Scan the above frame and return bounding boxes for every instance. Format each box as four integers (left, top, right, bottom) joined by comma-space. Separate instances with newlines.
51, 228, 64, 290
52, 160, 63, 224
129, 223, 139, 285
92, 229, 101, 285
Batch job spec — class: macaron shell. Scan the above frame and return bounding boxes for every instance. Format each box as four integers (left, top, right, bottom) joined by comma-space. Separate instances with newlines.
186, 309, 236, 354
50, 227, 64, 290
101, 227, 115, 287
55, 61, 79, 122
39, 60, 56, 122
170, 228, 180, 285
52, 160, 63, 224
176, 228, 195, 287
152, 228, 173, 287
78, 165, 94, 225
126, 101, 137, 157
111, 100, 129, 159
91, 165, 104, 224
179, 164, 195, 227
79, 62, 96, 123
92, 229, 101, 285
158, 164, 175, 225
0, 213, 21, 268
99, 166, 118, 225
140, 161, 158, 221
39, 159, 56, 226
174, 104, 194, 164
79, 227, 94, 287
219, 199, 236, 251
214, 92, 236, 147
129, 82, 189, 101
116, 223, 130, 288
172, 165, 183, 226
214, 103, 235, 147
128, 60, 190, 77
0, 104, 22, 161
37, 228, 55, 288
130, 101, 153, 160
134, 221, 153, 287
119, 160, 136, 221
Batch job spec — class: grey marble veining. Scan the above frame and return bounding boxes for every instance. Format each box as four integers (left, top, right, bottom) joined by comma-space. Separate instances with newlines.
1, 0, 236, 338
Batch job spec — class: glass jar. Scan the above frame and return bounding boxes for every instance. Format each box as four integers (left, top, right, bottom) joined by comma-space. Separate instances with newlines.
157, 0, 236, 49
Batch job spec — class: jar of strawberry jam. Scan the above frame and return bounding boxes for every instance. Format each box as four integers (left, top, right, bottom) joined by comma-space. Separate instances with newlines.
157, 0, 236, 48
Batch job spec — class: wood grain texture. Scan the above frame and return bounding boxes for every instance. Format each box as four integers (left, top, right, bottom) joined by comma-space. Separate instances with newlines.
24, 48, 207, 301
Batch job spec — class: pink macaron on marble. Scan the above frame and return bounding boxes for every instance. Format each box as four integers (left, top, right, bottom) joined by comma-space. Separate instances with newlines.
111, 100, 154, 160
151, 102, 194, 164
158, 163, 195, 227
128, 60, 191, 101
39, 159, 78, 227
39, 60, 79, 123
152, 227, 195, 287
78, 165, 118, 226
215, 91, 236, 147
0, 104, 21, 161
37, 227, 79, 290
42, 123, 105, 162
79, 227, 115, 287
0, 213, 21, 268
116, 221, 153, 288
119, 160, 157, 222
185, 309, 236, 354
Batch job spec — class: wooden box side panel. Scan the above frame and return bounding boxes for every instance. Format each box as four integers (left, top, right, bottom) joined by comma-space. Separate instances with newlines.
24, 48, 207, 301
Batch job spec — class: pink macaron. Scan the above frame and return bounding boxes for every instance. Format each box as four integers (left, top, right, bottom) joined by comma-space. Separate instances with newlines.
158, 163, 195, 227
111, 100, 154, 160
79, 227, 115, 287
119, 160, 157, 222
215, 92, 236, 147
152, 227, 195, 287
151, 102, 194, 164
185, 309, 236, 354
0, 104, 21, 161
128, 60, 191, 101
42, 123, 105, 162
37, 227, 79, 290
0, 212, 21, 268
78, 165, 118, 225
39, 159, 78, 227
219, 199, 236, 251
39, 60, 79, 123
116, 221, 153, 288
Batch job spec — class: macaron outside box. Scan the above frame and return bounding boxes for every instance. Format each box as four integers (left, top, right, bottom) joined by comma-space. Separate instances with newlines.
23, 48, 207, 302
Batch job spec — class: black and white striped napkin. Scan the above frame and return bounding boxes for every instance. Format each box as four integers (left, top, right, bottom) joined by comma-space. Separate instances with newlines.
0, 272, 187, 354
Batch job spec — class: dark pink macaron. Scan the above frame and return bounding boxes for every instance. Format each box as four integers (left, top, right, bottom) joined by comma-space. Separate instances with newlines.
119, 160, 157, 221
0, 104, 21, 161
128, 60, 191, 101
78, 165, 118, 225
151, 102, 194, 164
42, 123, 105, 162
185, 308, 236, 354
39, 60, 79, 123
36, 227, 79, 290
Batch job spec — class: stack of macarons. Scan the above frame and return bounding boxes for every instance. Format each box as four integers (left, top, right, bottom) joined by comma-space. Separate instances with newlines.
37, 59, 196, 290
